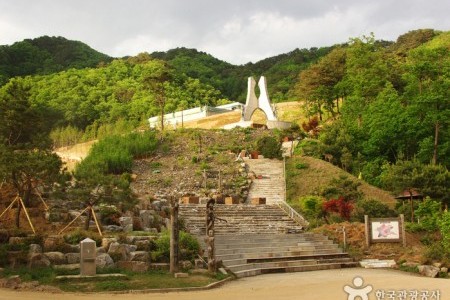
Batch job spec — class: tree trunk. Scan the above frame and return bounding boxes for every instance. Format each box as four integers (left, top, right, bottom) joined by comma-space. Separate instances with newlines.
15, 200, 21, 228
170, 199, 179, 273
84, 206, 92, 230
432, 121, 439, 165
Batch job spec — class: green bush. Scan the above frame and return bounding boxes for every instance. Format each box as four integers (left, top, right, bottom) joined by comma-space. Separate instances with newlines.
255, 136, 282, 159
439, 211, 450, 253
150, 230, 200, 263
294, 139, 322, 157
75, 131, 158, 177
353, 199, 395, 221
415, 198, 442, 231
63, 229, 102, 246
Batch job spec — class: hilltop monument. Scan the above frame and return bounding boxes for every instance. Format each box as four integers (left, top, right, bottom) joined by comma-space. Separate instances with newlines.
243, 76, 277, 122
232, 76, 290, 130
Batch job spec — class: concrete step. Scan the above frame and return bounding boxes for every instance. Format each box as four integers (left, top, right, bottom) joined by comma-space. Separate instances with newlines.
217, 249, 343, 261
232, 261, 358, 278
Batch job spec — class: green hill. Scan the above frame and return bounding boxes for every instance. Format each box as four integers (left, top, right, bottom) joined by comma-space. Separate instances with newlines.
0, 36, 112, 85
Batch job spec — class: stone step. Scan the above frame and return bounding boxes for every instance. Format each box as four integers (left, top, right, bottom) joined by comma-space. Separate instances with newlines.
232, 261, 358, 278
226, 257, 355, 273
216, 244, 340, 255
217, 248, 343, 261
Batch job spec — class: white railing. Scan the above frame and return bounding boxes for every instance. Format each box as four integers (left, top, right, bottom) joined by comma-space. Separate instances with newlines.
277, 201, 309, 228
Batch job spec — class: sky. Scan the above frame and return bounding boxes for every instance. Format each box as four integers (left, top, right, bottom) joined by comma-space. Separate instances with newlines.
0, 0, 449, 65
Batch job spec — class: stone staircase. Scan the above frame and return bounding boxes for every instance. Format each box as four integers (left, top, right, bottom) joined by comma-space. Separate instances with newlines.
245, 157, 285, 204
179, 204, 357, 278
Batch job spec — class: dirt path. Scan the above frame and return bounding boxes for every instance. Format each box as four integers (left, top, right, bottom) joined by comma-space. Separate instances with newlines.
1, 268, 448, 300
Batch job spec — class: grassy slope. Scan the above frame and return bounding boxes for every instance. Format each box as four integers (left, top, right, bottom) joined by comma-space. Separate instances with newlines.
286, 155, 397, 207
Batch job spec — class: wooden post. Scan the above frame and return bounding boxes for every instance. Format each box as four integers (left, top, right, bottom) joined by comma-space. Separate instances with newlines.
364, 215, 370, 248
58, 206, 91, 235
206, 199, 216, 273
18, 197, 36, 234
90, 207, 103, 236
170, 197, 179, 273
400, 214, 406, 247
0, 196, 18, 220
218, 170, 222, 192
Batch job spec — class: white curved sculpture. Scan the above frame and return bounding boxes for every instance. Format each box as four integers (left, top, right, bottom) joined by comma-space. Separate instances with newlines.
243, 76, 277, 122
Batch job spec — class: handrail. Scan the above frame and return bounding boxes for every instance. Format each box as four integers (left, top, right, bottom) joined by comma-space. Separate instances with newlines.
277, 201, 309, 228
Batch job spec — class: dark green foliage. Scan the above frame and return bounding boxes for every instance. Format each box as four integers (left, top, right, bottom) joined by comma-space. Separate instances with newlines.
320, 175, 363, 202
150, 230, 199, 263
75, 132, 158, 177
294, 139, 322, 157
63, 229, 102, 246
255, 136, 281, 159
354, 199, 395, 221
0, 36, 112, 85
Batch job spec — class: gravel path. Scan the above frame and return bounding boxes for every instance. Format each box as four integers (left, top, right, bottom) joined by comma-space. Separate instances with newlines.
1, 268, 448, 300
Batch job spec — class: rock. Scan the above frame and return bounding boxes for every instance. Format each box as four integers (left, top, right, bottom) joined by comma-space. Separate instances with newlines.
219, 267, 228, 275
42, 236, 65, 252
140, 210, 155, 228
28, 253, 51, 268
18, 280, 39, 289
44, 252, 66, 265
130, 251, 150, 262
401, 261, 420, 268
179, 260, 193, 270
433, 262, 443, 268
119, 216, 133, 232
65, 253, 80, 264
103, 225, 123, 232
53, 264, 80, 271
95, 253, 114, 269
174, 272, 189, 278
28, 244, 42, 254
135, 240, 150, 251
108, 242, 131, 261
0, 275, 21, 289
66, 244, 80, 253
8, 237, 27, 245
194, 259, 206, 269
101, 237, 117, 251
116, 261, 149, 273
96, 247, 106, 254
418, 265, 440, 278
191, 268, 209, 274
440, 267, 448, 273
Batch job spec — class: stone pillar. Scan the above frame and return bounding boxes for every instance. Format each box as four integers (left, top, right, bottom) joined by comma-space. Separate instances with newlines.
170, 198, 179, 273
80, 238, 96, 276
205, 199, 216, 272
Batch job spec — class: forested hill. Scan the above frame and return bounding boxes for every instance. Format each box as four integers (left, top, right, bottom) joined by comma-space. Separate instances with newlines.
0, 36, 112, 85
151, 46, 332, 102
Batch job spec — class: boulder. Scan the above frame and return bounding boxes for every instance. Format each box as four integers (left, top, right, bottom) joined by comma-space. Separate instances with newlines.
116, 261, 149, 273
8, 237, 27, 245
130, 251, 150, 262
101, 237, 117, 251
96, 247, 106, 254
135, 240, 151, 251
42, 236, 65, 252
108, 242, 131, 261
28, 253, 51, 268
0, 275, 21, 289
440, 267, 448, 273
65, 253, 80, 264
44, 252, 66, 265
418, 265, 440, 278
119, 217, 133, 232
95, 253, 114, 269
28, 244, 42, 255
139, 210, 155, 229
179, 260, 193, 270
103, 225, 123, 232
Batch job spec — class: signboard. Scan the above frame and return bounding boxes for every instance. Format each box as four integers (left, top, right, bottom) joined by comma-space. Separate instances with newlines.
371, 220, 400, 241
364, 215, 406, 247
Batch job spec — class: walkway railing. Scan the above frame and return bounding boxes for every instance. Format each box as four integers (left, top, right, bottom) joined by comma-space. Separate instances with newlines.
277, 201, 309, 228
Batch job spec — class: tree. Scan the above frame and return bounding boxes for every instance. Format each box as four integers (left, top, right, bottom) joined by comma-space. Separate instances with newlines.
403, 42, 450, 165
142, 60, 173, 131
0, 78, 63, 228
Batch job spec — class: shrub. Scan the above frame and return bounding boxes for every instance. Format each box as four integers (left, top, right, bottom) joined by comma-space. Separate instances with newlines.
150, 230, 200, 263
353, 199, 395, 221
63, 229, 102, 246
438, 211, 450, 254
255, 136, 281, 159
294, 139, 322, 157
323, 197, 353, 222
415, 197, 442, 231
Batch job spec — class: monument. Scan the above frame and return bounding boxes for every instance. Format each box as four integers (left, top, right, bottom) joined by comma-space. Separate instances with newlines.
225, 76, 291, 129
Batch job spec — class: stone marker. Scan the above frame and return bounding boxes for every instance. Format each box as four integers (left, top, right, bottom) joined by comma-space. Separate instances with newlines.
80, 238, 96, 276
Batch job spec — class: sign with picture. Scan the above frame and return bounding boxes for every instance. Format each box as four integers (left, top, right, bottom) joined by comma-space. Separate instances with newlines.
364, 215, 406, 246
